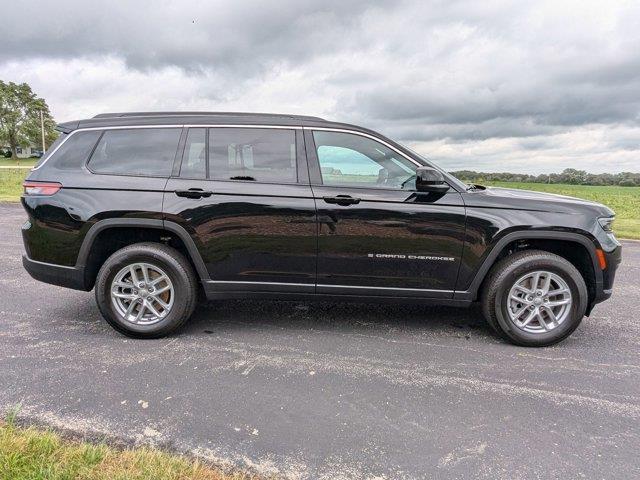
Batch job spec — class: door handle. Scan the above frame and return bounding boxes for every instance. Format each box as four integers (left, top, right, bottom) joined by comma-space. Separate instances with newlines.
323, 195, 361, 206
175, 188, 213, 199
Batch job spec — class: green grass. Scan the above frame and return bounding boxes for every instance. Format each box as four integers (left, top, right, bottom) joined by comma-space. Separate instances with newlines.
0, 419, 255, 480
0, 157, 38, 167
0, 168, 28, 202
484, 181, 640, 240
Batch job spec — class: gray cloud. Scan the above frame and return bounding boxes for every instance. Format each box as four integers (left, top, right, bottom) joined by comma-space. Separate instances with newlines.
1, 0, 639, 173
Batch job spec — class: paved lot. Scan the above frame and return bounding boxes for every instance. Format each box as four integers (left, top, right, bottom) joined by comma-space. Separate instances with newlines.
0, 202, 638, 479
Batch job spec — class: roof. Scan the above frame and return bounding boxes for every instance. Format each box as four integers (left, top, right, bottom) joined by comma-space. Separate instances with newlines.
55, 111, 376, 136
92, 111, 326, 121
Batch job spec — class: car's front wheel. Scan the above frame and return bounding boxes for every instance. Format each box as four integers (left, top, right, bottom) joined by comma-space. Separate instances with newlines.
481, 250, 588, 347
95, 242, 197, 338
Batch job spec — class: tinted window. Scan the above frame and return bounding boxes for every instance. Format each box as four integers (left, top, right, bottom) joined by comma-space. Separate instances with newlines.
41, 131, 101, 170
313, 131, 416, 189
89, 128, 181, 176
209, 128, 296, 183
181, 128, 206, 179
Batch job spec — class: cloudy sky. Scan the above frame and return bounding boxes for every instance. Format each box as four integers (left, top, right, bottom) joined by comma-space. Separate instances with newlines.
2, 0, 639, 173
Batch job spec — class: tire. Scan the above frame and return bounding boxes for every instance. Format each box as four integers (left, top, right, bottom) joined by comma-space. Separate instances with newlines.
481, 250, 588, 347
95, 242, 198, 338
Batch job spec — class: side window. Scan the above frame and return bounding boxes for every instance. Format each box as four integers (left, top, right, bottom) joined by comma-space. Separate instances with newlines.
312, 131, 416, 189
46, 131, 101, 170
180, 128, 207, 179
88, 128, 181, 176
209, 128, 296, 183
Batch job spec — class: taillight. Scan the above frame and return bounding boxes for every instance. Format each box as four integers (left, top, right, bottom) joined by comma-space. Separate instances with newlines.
23, 181, 62, 196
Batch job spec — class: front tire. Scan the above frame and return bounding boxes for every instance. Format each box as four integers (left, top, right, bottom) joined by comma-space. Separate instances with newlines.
481, 250, 588, 347
95, 242, 197, 338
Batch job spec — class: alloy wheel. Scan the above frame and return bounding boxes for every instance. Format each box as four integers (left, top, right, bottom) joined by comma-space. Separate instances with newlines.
110, 262, 174, 325
507, 270, 572, 334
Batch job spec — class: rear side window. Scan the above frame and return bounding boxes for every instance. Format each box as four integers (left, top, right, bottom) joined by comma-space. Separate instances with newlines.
38, 131, 101, 171
33, 133, 67, 169
88, 128, 181, 176
209, 128, 296, 183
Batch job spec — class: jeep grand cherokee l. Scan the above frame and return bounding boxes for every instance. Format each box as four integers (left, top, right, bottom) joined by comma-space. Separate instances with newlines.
21, 112, 622, 346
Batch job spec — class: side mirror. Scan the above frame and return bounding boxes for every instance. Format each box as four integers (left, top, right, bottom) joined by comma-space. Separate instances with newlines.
415, 167, 449, 193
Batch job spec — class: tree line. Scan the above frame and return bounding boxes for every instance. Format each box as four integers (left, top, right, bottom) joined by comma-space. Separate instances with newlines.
451, 168, 640, 187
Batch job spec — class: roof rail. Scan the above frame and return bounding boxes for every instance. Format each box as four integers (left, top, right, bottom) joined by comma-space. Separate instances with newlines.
93, 111, 326, 121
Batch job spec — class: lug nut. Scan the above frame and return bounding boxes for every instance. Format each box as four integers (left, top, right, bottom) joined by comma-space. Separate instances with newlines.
529, 305, 535, 310
133, 290, 138, 295
147, 296, 152, 301
148, 287, 154, 293
536, 291, 542, 296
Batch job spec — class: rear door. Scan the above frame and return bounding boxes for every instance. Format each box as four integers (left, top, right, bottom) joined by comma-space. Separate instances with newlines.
163, 126, 317, 293
305, 128, 466, 298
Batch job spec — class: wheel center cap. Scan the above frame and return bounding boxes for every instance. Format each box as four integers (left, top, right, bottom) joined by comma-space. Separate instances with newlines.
534, 297, 543, 305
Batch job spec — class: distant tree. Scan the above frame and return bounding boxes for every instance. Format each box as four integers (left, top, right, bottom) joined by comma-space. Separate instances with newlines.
618, 179, 637, 187
450, 169, 640, 186
0, 80, 57, 161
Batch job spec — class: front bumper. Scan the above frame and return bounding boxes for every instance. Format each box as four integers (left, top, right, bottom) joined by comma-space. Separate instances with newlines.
589, 243, 622, 311
22, 255, 88, 291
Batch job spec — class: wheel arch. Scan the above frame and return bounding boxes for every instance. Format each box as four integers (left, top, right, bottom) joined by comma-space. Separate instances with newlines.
77, 219, 209, 289
455, 230, 602, 303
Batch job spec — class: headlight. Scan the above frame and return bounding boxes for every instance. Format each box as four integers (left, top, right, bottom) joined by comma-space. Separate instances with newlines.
598, 217, 615, 233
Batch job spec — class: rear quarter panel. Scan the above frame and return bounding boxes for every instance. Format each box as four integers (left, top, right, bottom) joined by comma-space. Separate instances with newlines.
22, 168, 166, 266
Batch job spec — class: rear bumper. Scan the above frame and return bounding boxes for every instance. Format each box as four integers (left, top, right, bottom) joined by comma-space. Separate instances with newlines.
22, 255, 88, 291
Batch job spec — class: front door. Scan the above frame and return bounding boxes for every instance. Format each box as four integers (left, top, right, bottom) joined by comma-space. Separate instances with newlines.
305, 129, 466, 298
163, 126, 317, 294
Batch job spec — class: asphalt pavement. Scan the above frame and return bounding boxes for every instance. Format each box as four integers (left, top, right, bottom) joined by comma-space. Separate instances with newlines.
0, 202, 638, 479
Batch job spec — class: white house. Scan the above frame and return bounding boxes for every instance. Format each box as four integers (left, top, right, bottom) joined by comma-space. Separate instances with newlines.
1, 146, 42, 158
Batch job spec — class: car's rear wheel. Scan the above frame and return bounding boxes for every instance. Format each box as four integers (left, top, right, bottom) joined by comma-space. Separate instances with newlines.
481, 250, 588, 347
95, 242, 197, 338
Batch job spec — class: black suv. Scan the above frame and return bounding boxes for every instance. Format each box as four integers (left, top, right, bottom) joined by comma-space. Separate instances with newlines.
21, 112, 621, 346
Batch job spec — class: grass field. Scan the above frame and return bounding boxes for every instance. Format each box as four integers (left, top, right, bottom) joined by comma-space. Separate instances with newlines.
0, 418, 252, 480
0, 158, 38, 167
0, 168, 29, 202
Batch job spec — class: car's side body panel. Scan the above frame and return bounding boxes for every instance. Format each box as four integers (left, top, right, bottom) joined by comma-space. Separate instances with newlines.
309, 185, 466, 295
163, 179, 318, 292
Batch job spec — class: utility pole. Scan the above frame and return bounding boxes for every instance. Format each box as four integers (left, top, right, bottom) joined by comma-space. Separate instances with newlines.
40, 110, 46, 153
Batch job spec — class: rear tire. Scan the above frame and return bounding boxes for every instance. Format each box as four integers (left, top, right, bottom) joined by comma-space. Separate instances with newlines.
481, 250, 588, 347
95, 242, 197, 338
